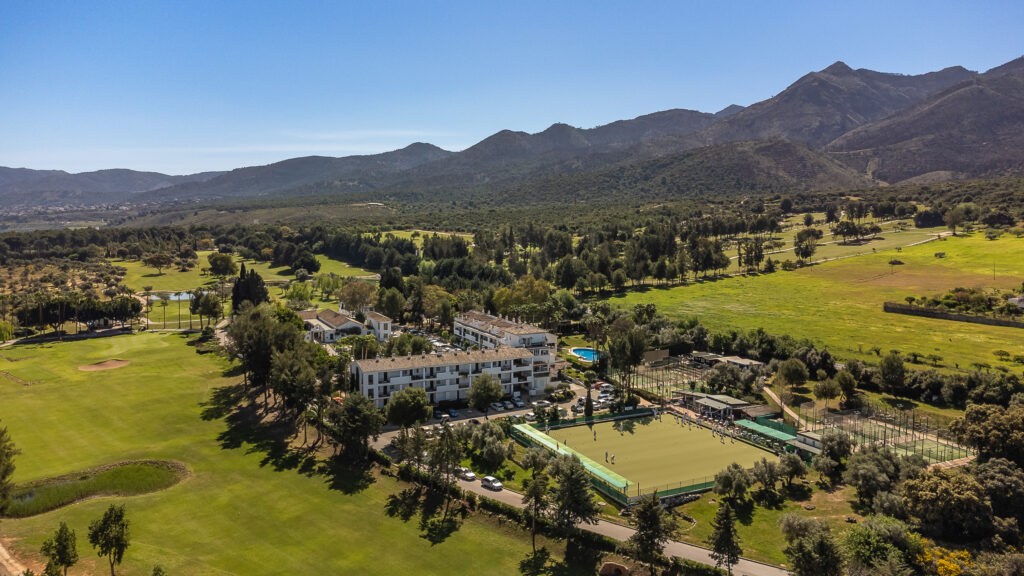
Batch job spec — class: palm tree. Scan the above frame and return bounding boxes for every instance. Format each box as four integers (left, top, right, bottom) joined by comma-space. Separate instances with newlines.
158, 294, 171, 329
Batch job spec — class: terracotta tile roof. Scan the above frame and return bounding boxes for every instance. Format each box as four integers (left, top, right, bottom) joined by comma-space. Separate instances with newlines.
318, 309, 360, 328
364, 311, 390, 323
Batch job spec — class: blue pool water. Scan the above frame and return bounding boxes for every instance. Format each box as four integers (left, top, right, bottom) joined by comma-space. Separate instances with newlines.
571, 347, 601, 362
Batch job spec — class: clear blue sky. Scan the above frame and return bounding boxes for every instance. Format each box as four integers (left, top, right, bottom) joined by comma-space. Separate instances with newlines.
1, 1, 1021, 174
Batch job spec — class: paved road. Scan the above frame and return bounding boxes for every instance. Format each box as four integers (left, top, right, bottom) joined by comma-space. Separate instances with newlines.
457, 478, 789, 576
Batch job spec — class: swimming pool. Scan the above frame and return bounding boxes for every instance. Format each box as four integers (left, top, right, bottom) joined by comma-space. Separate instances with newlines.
570, 347, 601, 362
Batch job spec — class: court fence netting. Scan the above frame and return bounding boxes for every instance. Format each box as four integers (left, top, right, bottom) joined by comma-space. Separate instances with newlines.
797, 399, 972, 464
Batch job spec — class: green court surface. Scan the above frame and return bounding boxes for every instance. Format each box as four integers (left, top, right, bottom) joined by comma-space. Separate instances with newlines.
546, 416, 772, 492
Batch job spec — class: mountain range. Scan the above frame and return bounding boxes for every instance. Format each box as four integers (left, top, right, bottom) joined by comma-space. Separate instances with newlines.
3, 55, 1023, 210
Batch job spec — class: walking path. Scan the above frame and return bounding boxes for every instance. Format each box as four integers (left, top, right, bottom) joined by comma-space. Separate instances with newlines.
762, 386, 807, 429
457, 478, 788, 576
0, 539, 27, 576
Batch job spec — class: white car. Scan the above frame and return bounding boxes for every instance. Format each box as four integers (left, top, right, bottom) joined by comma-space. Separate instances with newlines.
502, 400, 515, 410
533, 400, 552, 409
489, 401, 505, 412
513, 398, 525, 408
481, 476, 503, 491
456, 467, 477, 481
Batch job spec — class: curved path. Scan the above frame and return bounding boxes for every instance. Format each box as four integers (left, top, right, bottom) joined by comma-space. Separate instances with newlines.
456, 477, 789, 576
0, 540, 26, 576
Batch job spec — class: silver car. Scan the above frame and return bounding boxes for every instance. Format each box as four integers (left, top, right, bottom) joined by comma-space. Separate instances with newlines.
481, 476, 503, 491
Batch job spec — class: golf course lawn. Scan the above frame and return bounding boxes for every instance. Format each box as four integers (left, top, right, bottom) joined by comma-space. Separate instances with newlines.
607, 232, 1024, 369
546, 417, 772, 491
0, 333, 558, 575
114, 252, 371, 293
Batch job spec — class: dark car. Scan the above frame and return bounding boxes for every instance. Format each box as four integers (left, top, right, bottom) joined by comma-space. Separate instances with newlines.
447, 408, 458, 418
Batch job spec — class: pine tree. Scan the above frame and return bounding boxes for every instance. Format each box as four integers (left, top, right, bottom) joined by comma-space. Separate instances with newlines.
707, 502, 742, 576
628, 492, 672, 575
40, 522, 78, 576
0, 420, 17, 517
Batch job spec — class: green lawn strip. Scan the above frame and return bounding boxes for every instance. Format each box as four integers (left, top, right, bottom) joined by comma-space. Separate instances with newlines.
5, 461, 186, 518
604, 233, 1024, 371
0, 333, 567, 575
675, 484, 860, 566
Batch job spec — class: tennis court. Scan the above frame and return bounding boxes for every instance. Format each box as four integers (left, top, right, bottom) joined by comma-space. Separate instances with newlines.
544, 415, 772, 493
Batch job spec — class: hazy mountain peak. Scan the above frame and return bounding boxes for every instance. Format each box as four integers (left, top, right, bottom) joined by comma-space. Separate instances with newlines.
821, 61, 854, 75
985, 55, 1024, 77
401, 142, 449, 153
714, 104, 744, 118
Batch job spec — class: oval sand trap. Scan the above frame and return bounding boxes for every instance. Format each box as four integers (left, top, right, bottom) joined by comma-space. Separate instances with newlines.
78, 359, 130, 371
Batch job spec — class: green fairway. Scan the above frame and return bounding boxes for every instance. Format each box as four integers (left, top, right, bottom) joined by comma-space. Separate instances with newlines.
0, 333, 558, 575
546, 417, 772, 492
114, 252, 371, 293
606, 232, 1024, 369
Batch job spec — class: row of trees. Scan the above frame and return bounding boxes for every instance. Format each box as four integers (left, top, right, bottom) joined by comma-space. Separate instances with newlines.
13, 293, 143, 333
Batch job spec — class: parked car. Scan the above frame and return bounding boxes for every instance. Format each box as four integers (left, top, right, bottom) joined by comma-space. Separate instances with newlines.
599, 383, 614, 393
513, 398, 525, 408
446, 408, 458, 418
525, 412, 536, 421
502, 400, 515, 410
532, 400, 552, 409
571, 404, 583, 413
481, 476, 503, 491
433, 409, 444, 420
456, 467, 477, 481
489, 402, 505, 412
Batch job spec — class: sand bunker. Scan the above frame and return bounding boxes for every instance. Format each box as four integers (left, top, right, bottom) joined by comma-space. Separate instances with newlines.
78, 359, 130, 372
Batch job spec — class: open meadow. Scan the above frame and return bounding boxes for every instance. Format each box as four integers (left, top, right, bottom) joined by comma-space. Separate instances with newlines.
0, 333, 559, 575
608, 232, 1024, 369
113, 252, 371, 294
675, 484, 860, 566
546, 416, 772, 492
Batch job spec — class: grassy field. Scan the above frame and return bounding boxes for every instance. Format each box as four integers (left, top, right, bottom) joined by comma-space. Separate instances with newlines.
675, 484, 860, 566
546, 417, 772, 492
114, 252, 371, 293
0, 333, 565, 575
719, 221, 939, 274
607, 232, 1024, 369
380, 229, 474, 249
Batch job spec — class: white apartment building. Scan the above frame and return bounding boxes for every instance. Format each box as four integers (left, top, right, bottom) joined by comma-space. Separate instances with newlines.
351, 348, 535, 409
453, 311, 556, 394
